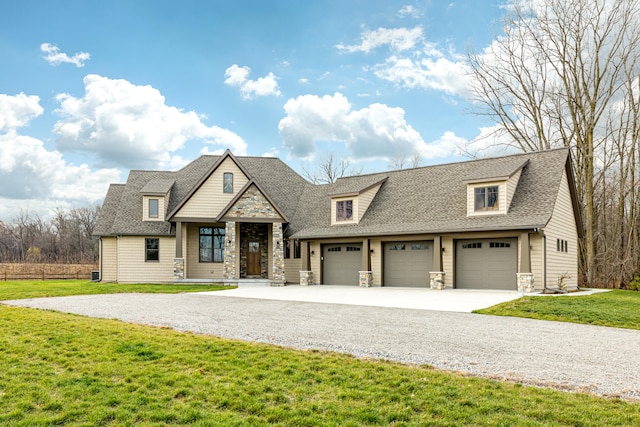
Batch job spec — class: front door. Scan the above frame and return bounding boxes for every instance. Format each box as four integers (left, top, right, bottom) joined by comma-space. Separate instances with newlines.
247, 241, 261, 276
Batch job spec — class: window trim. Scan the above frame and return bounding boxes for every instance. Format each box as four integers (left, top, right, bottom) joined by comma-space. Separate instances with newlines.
474, 186, 499, 212
148, 198, 159, 218
223, 172, 233, 194
199, 226, 225, 263
145, 238, 159, 262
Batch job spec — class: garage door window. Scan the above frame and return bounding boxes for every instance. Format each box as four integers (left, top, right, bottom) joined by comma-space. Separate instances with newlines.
412, 243, 429, 250
462, 242, 482, 249
346, 246, 361, 252
490, 242, 511, 248
328, 247, 341, 252
388, 244, 405, 250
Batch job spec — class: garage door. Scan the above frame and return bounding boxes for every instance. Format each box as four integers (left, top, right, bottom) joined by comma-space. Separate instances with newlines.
456, 238, 517, 290
384, 241, 433, 287
322, 243, 362, 285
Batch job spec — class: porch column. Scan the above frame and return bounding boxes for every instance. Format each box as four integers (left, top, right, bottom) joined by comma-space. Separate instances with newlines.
430, 236, 445, 290
223, 221, 236, 279
271, 223, 285, 286
517, 232, 535, 294
173, 221, 184, 280
359, 238, 373, 287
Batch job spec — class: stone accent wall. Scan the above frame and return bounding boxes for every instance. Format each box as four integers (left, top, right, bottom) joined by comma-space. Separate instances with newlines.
239, 223, 268, 278
226, 184, 282, 219
173, 258, 184, 280
299, 270, 314, 286
223, 221, 236, 279
517, 273, 535, 295
272, 223, 285, 285
359, 271, 373, 287
430, 271, 445, 290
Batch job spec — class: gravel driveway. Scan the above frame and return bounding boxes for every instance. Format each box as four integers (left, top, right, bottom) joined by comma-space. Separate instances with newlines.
4, 292, 640, 401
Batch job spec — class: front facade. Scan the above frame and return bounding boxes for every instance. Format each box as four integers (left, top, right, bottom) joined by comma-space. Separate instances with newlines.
94, 148, 582, 292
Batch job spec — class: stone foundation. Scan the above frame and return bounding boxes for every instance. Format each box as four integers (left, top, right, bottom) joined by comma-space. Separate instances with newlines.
299, 270, 314, 286
359, 271, 373, 287
430, 271, 445, 290
173, 258, 185, 280
517, 273, 535, 295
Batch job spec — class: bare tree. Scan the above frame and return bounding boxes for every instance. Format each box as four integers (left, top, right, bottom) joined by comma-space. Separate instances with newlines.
389, 151, 423, 170
302, 152, 363, 184
467, 0, 640, 286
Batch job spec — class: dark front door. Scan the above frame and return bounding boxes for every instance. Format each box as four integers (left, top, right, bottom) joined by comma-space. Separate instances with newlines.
247, 241, 261, 276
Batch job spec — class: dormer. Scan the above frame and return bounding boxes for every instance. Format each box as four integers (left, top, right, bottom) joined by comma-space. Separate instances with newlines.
140, 178, 175, 221
329, 176, 387, 225
464, 159, 528, 217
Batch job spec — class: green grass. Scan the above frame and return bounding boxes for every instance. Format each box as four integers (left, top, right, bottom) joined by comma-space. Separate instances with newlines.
0, 280, 230, 301
0, 305, 638, 426
475, 290, 640, 330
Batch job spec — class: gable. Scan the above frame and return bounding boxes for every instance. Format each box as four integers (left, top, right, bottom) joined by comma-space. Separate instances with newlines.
173, 156, 249, 220
218, 183, 285, 222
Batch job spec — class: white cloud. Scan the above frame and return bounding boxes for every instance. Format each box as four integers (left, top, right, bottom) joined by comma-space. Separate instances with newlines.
40, 43, 90, 67
278, 92, 426, 159
53, 74, 246, 169
336, 26, 423, 54
373, 53, 471, 96
0, 93, 43, 132
398, 5, 422, 18
224, 64, 281, 99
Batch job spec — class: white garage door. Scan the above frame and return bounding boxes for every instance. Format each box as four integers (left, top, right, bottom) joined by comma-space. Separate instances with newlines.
456, 238, 517, 290
322, 243, 362, 286
384, 241, 433, 287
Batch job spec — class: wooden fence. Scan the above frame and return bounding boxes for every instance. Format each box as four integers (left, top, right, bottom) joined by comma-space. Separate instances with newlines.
0, 263, 98, 281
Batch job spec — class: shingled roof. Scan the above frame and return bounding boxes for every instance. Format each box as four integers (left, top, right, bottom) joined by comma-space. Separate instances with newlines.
94, 148, 577, 240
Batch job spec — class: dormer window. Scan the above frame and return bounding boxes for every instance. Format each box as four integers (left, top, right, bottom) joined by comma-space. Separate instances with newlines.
223, 173, 233, 193
474, 186, 499, 212
148, 198, 159, 218
336, 200, 353, 221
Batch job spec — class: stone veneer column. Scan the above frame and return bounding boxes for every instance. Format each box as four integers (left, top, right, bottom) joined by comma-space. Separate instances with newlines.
299, 270, 314, 286
517, 273, 535, 295
359, 271, 373, 287
271, 223, 285, 286
223, 221, 236, 279
430, 271, 445, 290
173, 258, 185, 280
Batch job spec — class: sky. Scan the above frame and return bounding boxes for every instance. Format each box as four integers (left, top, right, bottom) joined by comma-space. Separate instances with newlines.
0, 0, 509, 221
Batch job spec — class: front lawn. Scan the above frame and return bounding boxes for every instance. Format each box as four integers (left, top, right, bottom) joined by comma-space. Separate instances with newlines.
475, 290, 640, 330
0, 305, 638, 426
0, 280, 230, 301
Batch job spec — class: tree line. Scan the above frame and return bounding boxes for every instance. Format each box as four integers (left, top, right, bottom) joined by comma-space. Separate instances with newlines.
0, 206, 100, 264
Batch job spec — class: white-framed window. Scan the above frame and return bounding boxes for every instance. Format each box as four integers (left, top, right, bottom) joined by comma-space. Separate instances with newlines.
474, 186, 499, 212
148, 198, 159, 218
336, 200, 353, 221
223, 172, 233, 193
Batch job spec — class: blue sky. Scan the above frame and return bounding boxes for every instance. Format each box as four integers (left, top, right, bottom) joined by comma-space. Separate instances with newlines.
0, 0, 507, 220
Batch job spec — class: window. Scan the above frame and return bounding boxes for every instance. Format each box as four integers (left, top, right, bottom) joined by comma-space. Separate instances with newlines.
462, 243, 482, 249
148, 198, 159, 218
346, 246, 361, 252
412, 243, 429, 250
199, 227, 225, 262
557, 239, 568, 253
327, 247, 341, 252
388, 244, 405, 251
284, 240, 291, 259
293, 240, 301, 259
474, 186, 499, 211
490, 242, 511, 248
145, 238, 159, 261
336, 200, 353, 221
223, 173, 233, 193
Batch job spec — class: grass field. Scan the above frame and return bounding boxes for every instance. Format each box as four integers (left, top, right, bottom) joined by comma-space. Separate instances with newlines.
0, 281, 639, 425
474, 290, 640, 330
0, 280, 229, 301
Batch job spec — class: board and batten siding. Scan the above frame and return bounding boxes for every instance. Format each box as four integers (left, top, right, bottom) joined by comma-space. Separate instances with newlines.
185, 223, 225, 279
175, 157, 249, 218
100, 237, 118, 282
116, 236, 175, 283
542, 169, 578, 289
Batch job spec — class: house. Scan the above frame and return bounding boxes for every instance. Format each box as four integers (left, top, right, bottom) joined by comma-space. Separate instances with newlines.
93, 148, 582, 292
